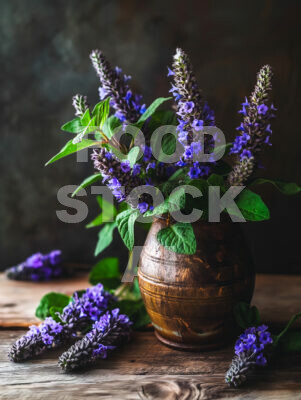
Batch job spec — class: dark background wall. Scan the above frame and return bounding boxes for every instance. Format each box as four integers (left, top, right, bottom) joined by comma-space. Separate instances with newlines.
0, 0, 300, 273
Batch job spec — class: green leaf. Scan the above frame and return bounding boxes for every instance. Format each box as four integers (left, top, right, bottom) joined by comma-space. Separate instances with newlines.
127, 146, 140, 168
147, 110, 177, 133
102, 115, 122, 139
61, 118, 83, 133
251, 178, 301, 195
86, 196, 117, 228
136, 97, 172, 126
161, 133, 176, 156
160, 168, 190, 195
94, 222, 117, 256
213, 142, 233, 158
278, 331, 301, 353
89, 257, 120, 290
275, 312, 301, 345
132, 278, 142, 299
207, 173, 226, 189
72, 174, 102, 197
235, 189, 270, 221
35, 292, 70, 320
144, 187, 186, 217
72, 116, 96, 144
148, 110, 178, 162
92, 98, 110, 127
182, 178, 209, 217
72, 289, 86, 299
80, 108, 91, 126
45, 139, 96, 165
157, 222, 196, 255
116, 299, 151, 330
233, 302, 261, 329
116, 209, 139, 250
49, 306, 64, 323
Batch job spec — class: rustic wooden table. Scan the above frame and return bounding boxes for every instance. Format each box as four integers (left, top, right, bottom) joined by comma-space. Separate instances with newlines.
0, 273, 301, 399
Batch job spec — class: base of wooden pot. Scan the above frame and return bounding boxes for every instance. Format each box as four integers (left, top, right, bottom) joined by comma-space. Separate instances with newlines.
154, 330, 228, 352
139, 217, 255, 352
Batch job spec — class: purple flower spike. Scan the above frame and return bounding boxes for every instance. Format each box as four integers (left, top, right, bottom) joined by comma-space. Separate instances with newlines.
226, 324, 273, 387
6, 250, 64, 282
58, 309, 132, 371
9, 284, 115, 362
169, 48, 215, 178
90, 50, 144, 123
228, 65, 275, 186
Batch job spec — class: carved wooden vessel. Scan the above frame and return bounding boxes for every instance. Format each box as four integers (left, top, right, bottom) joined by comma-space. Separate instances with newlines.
138, 217, 255, 350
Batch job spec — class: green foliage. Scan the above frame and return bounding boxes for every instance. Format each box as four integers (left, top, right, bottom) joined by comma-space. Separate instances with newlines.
207, 173, 226, 189
80, 108, 91, 126
72, 174, 102, 197
147, 109, 177, 132
61, 118, 83, 133
71, 109, 96, 144
94, 222, 117, 256
251, 178, 301, 195
234, 302, 261, 329
102, 115, 122, 139
45, 139, 96, 165
92, 98, 110, 127
135, 97, 172, 126
116, 299, 151, 330
35, 292, 70, 320
159, 168, 190, 196
148, 110, 178, 161
89, 257, 120, 290
278, 331, 301, 353
72, 289, 86, 299
161, 133, 177, 156
234, 189, 270, 221
157, 222, 196, 255
144, 187, 186, 217
275, 312, 301, 346
127, 146, 140, 167
60, 99, 110, 144
86, 195, 117, 228
116, 209, 139, 250
49, 306, 64, 322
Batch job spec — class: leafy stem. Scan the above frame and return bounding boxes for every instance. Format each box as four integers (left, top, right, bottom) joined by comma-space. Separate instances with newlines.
275, 312, 301, 346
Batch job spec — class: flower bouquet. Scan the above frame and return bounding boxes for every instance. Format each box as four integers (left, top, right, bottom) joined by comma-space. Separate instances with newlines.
46, 48, 300, 349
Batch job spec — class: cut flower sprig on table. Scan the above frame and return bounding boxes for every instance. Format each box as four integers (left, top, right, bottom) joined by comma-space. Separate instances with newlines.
8, 257, 149, 370
226, 302, 301, 388
46, 48, 301, 256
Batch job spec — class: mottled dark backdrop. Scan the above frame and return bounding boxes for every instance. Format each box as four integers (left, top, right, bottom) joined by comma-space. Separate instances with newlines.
0, 0, 300, 273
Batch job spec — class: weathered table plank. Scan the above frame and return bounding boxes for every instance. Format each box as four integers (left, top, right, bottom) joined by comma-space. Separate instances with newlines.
1, 273, 301, 329
0, 274, 301, 399
0, 273, 89, 327
0, 331, 301, 399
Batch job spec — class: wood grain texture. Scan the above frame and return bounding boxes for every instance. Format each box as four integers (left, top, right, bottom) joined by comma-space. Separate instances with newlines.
0, 274, 301, 399
0, 273, 90, 327
139, 218, 255, 350
0, 331, 301, 399
0, 272, 301, 330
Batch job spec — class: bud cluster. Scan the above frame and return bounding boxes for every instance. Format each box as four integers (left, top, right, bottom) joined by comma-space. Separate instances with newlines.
72, 94, 88, 117
91, 148, 154, 213
228, 65, 276, 185
90, 50, 145, 124
58, 309, 132, 371
6, 250, 63, 282
8, 284, 114, 362
225, 325, 273, 387
168, 48, 215, 179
